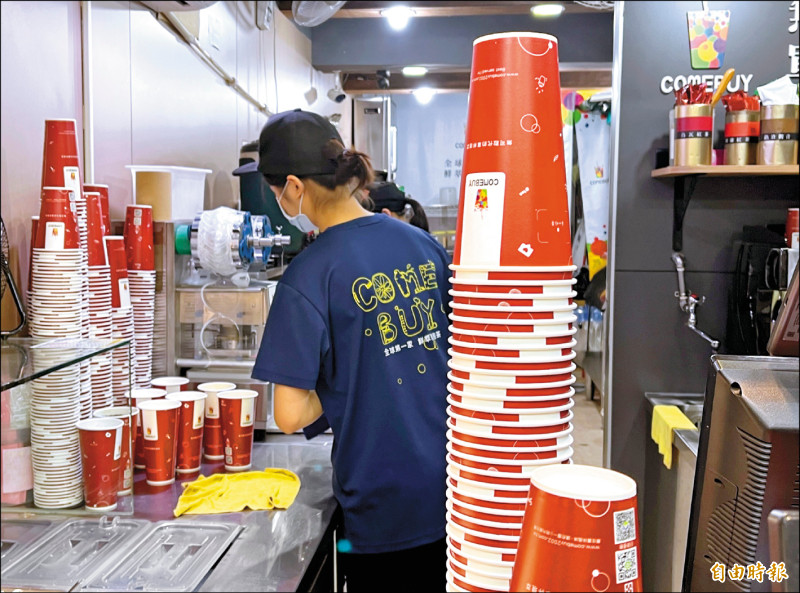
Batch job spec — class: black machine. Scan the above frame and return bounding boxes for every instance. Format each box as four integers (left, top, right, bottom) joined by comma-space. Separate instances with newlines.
727, 225, 788, 356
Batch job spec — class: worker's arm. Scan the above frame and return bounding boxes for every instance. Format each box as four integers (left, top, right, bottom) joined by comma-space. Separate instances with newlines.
273, 385, 323, 434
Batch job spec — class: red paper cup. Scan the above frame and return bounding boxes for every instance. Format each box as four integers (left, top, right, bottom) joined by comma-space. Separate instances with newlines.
449, 425, 574, 449
137, 398, 181, 486
450, 277, 577, 291
219, 389, 258, 472
511, 464, 643, 592
129, 387, 166, 468
84, 191, 107, 266
36, 187, 80, 250
452, 267, 576, 282
41, 119, 82, 192
448, 391, 574, 412
450, 293, 576, 307
28, 217, 39, 293
450, 329, 576, 345
150, 376, 189, 393
76, 417, 123, 511
450, 315, 574, 334
93, 406, 139, 494
83, 184, 111, 235
449, 378, 575, 397
448, 418, 573, 446
123, 204, 155, 271
446, 467, 531, 500
104, 236, 130, 309
447, 369, 576, 388
447, 409, 573, 436
196, 382, 237, 460
166, 390, 206, 474
449, 337, 576, 359
453, 32, 570, 268
787, 207, 799, 248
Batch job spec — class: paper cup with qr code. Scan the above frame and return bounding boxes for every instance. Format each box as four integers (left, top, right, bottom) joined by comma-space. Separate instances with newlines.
510, 464, 643, 592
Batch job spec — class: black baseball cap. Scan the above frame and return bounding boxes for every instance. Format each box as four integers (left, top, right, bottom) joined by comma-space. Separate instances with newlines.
368, 181, 407, 212
257, 109, 343, 178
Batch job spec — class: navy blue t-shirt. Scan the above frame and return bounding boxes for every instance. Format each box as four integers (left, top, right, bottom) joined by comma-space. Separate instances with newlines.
252, 214, 451, 554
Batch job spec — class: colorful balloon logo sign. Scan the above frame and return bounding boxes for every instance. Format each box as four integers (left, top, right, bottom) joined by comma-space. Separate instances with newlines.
687, 10, 730, 69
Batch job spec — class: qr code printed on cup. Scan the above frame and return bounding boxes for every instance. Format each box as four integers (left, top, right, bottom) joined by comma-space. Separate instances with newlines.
615, 547, 638, 584
613, 508, 636, 544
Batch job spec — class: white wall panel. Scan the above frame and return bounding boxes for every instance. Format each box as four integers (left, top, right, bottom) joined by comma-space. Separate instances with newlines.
0, 1, 83, 319
1, 0, 352, 310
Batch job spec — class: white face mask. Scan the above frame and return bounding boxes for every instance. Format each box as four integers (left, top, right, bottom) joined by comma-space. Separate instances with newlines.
276, 182, 318, 233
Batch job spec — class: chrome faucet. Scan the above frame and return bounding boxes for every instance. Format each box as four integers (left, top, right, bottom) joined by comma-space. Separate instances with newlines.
671, 252, 720, 350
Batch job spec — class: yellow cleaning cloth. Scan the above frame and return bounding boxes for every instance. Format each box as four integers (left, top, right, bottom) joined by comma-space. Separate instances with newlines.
173, 468, 301, 517
651, 405, 697, 469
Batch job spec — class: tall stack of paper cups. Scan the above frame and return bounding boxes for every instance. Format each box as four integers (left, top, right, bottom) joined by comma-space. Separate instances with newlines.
445, 33, 578, 593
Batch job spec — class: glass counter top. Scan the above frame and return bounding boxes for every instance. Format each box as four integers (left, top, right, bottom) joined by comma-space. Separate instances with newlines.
1, 338, 131, 392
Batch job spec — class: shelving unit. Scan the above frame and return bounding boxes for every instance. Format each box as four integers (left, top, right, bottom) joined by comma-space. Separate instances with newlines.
651, 164, 799, 251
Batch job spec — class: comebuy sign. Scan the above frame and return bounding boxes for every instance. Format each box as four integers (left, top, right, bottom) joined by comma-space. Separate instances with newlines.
660, 72, 754, 95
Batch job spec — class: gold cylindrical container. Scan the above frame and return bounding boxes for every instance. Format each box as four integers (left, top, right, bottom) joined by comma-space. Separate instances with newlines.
723, 110, 760, 165
674, 104, 713, 166
757, 104, 799, 165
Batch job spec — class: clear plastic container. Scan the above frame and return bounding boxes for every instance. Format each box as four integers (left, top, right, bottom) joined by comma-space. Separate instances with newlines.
0, 518, 55, 565
80, 520, 242, 592
0, 516, 151, 591
126, 165, 211, 222
588, 307, 605, 352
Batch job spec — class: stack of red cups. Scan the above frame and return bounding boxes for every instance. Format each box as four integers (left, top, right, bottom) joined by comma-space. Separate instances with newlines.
123, 204, 156, 388
105, 235, 136, 406
83, 189, 114, 411
445, 33, 577, 593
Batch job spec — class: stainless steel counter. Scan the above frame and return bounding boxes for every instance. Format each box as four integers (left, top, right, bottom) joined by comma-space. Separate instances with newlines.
1, 435, 339, 592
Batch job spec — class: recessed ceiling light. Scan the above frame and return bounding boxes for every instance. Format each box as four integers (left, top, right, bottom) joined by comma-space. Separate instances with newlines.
531, 3, 565, 17
413, 87, 436, 105
382, 6, 415, 30
402, 66, 428, 77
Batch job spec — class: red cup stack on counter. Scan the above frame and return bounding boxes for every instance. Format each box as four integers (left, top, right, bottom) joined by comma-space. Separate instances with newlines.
124, 204, 157, 388
105, 235, 136, 407
444, 33, 641, 593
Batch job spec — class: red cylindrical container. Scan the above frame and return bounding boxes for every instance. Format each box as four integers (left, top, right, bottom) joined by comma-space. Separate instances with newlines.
76, 417, 123, 511
452, 33, 570, 269
104, 236, 130, 309
129, 387, 166, 468
93, 406, 139, 494
510, 464, 643, 592
166, 391, 206, 474
123, 204, 155, 271
219, 389, 258, 472
138, 398, 181, 486
41, 119, 82, 195
787, 207, 799, 248
35, 187, 80, 250
197, 382, 237, 461
84, 183, 111, 233
84, 191, 107, 266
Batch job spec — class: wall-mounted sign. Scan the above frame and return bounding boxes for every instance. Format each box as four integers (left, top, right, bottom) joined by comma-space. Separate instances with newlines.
686, 9, 730, 69
659, 6, 755, 95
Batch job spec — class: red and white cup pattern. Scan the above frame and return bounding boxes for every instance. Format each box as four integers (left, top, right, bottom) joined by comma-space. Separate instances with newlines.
218, 389, 258, 472
76, 417, 123, 511
197, 382, 237, 461
137, 398, 181, 486
165, 391, 206, 474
